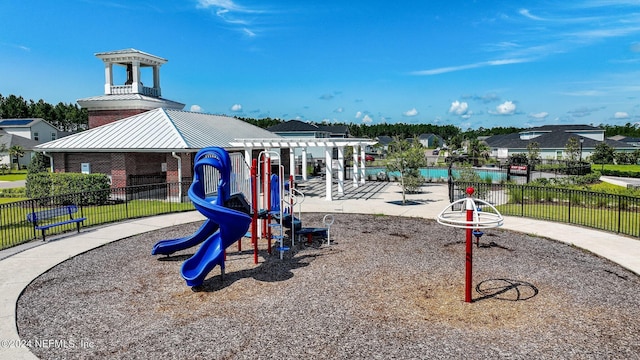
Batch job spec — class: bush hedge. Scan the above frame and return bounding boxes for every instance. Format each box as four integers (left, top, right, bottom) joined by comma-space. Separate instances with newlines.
26, 172, 111, 205
0, 187, 26, 198
599, 169, 640, 178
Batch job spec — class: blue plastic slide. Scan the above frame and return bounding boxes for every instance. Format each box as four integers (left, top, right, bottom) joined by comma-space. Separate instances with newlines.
152, 147, 251, 287
151, 220, 220, 256
150, 148, 229, 256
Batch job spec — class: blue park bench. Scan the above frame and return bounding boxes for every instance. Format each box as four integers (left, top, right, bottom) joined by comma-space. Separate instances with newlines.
26, 205, 87, 241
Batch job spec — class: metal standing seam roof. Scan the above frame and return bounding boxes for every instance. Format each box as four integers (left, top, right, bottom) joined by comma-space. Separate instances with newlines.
35, 108, 283, 152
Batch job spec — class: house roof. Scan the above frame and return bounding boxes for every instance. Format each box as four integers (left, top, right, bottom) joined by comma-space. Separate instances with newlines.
376, 135, 394, 145
523, 124, 602, 133
266, 120, 350, 137
35, 108, 282, 152
267, 120, 321, 132
0, 130, 40, 150
0, 118, 47, 128
318, 124, 349, 136
485, 132, 633, 149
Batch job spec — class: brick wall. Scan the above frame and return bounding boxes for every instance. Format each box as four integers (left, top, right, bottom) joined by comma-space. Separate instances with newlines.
88, 109, 150, 129
50, 151, 195, 189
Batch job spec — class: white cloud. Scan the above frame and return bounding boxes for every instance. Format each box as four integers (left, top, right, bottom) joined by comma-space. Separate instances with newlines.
334, 107, 344, 113
528, 111, 549, 119
355, 111, 362, 118
411, 58, 531, 76
519, 9, 545, 21
493, 101, 516, 115
448, 101, 469, 115
230, 104, 243, 112
403, 108, 418, 117
196, 0, 265, 36
198, 0, 245, 11
190, 104, 203, 112
362, 115, 373, 124
243, 28, 256, 37
614, 111, 630, 119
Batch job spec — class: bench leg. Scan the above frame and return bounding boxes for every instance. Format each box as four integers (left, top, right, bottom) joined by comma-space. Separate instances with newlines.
76, 222, 82, 233
41, 229, 46, 242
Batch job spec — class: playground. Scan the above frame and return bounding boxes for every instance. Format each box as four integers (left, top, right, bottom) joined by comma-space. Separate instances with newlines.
16, 212, 640, 359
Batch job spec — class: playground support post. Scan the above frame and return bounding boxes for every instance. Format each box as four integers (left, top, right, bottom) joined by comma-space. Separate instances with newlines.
266, 156, 272, 254
465, 187, 474, 303
251, 158, 258, 264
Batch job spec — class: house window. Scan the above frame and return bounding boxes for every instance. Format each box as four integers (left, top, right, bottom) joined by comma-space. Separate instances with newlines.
33, 132, 39, 141
556, 150, 563, 160
51, 132, 56, 140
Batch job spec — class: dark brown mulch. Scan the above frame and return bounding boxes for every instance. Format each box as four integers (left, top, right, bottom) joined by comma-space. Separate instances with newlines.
17, 213, 640, 359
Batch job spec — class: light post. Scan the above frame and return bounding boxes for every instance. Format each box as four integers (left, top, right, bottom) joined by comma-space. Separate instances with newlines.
579, 138, 584, 162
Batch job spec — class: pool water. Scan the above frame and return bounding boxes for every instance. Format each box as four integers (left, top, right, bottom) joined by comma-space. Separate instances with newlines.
364, 167, 507, 182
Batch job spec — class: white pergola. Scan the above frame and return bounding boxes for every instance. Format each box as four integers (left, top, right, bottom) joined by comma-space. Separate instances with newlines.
230, 137, 378, 201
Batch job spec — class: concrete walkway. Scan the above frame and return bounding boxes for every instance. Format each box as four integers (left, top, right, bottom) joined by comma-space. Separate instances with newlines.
0, 180, 25, 189
1, 180, 639, 359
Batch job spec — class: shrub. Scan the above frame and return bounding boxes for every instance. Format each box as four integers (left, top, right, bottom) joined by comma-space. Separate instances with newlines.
26, 172, 111, 205
0, 187, 26, 198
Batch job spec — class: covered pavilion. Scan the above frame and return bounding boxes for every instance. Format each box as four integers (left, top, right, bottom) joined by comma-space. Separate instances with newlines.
231, 137, 378, 201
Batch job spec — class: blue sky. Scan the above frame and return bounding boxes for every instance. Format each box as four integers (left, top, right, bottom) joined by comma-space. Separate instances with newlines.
2, 0, 640, 129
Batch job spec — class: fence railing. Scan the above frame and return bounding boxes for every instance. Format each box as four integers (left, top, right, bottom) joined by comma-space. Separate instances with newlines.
452, 181, 640, 237
0, 182, 195, 251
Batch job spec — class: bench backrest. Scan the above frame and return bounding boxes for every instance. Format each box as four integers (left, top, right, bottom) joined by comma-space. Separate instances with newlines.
27, 205, 79, 223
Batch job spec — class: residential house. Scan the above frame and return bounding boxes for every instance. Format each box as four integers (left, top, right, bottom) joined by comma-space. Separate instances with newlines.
0, 118, 59, 144
0, 130, 40, 169
485, 124, 635, 161
418, 133, 445, 148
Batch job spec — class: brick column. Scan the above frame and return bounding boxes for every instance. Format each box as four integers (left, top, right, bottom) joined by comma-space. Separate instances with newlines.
52, 153, 67, 173
111, 153, 127, 188
165, 154, 179, 183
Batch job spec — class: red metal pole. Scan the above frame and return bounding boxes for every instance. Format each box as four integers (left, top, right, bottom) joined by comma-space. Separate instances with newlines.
465, 187, 474, 303
251, 159, 258, 264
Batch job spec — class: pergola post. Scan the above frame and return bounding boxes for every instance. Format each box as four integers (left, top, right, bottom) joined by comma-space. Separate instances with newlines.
352, 145, 359, 188
337, 146, 344, 195
325, 146, 332, 201
301, 147, 308, 181
360, 146, 366, 184
289, 147, 295, 179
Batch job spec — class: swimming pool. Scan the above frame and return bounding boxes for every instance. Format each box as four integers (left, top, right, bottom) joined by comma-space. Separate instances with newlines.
364, 167, 507, 182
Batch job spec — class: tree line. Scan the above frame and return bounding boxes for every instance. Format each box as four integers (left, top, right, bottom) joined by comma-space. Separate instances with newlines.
0, 94, 88, 131
2, 93, 639, 140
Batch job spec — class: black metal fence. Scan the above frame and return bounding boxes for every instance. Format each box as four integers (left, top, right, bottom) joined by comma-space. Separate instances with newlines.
0, 182, 195, 251
452, 181, 640, 237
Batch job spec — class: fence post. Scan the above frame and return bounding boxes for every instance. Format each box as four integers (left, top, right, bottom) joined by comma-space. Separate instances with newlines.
125, 187, 129, 219
30, 200, 36, 240
521, 185, 524, 216
568, 189, 571, 224
617, 194, 622, 234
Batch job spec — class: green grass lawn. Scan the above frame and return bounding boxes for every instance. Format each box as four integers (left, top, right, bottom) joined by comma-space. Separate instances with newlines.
0, 171, 27, 181
596, 164, 640, 173
1, 199, 195, 250
496, 202, 639, 236
0, 197, 28, 204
